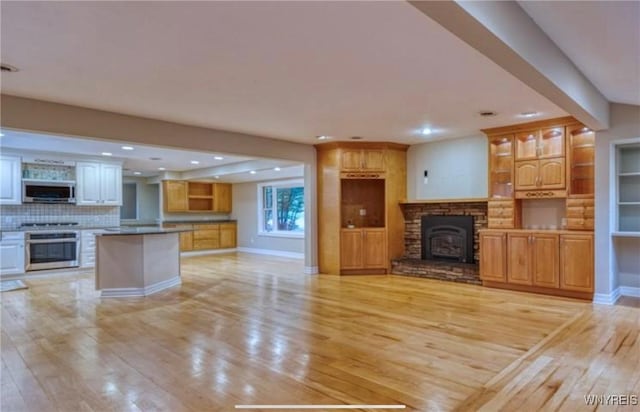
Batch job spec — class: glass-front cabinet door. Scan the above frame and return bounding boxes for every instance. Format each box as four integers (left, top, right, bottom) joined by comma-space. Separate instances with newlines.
539, 127, 565, 158
489, 135, 514, 198
567, 125, 595, 196
515, 131, 539, 161
515, 127, 565, 161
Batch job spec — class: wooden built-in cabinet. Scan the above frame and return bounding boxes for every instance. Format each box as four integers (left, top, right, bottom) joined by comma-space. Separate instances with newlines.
340, 228, 388, 270
317, 142, 407, 275
566, 125, 595, 196
193, 224, 220, 250
481, 117, 595, 299
514, 158, 565, 191
162, 222, 236, 252
163, 180, 232, 213
506, 233, 558, 287
514, 127, 566, 192
164, 181, 188, 212
340, 149, 385, 172
559, 233, 594, 292
480, 229, 593, 298
488, 135, 514, 199
565, 197, 594, 230
479, 232, 507, 282
219, 223, 237, 249
487, 199, 519, 229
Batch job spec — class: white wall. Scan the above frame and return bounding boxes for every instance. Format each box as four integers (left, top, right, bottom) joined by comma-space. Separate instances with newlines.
231, 181, 304, 255
407, 135, 488, 200
594, 103, 640, 296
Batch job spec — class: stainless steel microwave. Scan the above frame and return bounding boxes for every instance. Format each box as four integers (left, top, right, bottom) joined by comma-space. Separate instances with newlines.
22, 180, 76, 204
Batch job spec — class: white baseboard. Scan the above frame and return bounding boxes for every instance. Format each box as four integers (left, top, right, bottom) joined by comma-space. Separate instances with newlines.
593, 288, 621, 305
100, 275, 181, 298
181, 248, 237, 257
620, 286, 640, 298
236, 247, 304, 259
304, 266, 319, 275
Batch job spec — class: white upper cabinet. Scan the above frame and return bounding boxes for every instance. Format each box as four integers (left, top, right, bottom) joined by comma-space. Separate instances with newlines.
0, 155, 22, 205
76, 162, 122, 206
100, 164, 122, 205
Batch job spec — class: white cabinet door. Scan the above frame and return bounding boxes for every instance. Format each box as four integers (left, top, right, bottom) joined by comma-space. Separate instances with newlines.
76, 162, 101, 205
100, 164, 122, 205
0, 155, 22, 205
76, 162, 122, 206
0, 235, 25, 276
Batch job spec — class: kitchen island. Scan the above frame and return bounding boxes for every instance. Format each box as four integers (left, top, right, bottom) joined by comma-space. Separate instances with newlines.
95, 227, 187, 297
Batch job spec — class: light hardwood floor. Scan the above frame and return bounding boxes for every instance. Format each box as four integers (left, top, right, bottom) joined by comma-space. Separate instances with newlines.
1, 253, 638, 411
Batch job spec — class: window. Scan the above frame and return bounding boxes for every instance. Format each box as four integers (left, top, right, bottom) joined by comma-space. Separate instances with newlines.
258, 180, 304, 237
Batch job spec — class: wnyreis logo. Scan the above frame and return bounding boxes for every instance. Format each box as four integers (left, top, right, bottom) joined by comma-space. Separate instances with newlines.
584, 394, 638, 406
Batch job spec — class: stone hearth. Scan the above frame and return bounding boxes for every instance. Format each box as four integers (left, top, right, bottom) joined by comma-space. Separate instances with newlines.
391, 201, 488, 284
391, 259, 481, 285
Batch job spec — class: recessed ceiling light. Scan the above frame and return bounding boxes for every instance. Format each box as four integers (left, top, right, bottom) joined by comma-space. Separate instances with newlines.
316, 135, 331, 140
214, 156, 224, 160
421, 128, 432, 136
520, 111, 539, 118
121, 146, 134, 151
101, 152, 112, 156
190, 160, 200, 165
133, 171, 142, 175
0, 64, 19, 73
0, 132, 4, 137
479, 111, 498, 117
158, 167, 166, 171
249, 170, 256, 174
274, 167, 281, 171
214, 175, 220, 179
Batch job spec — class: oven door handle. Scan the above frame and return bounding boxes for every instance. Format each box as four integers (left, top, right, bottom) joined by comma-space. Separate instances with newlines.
26, 239, 79, 244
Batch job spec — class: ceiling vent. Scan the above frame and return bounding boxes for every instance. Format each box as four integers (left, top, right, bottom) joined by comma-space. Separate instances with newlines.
350, 136, 364, 140
479, 111, 497, 117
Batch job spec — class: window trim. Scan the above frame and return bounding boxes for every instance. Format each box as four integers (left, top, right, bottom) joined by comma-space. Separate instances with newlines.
257, 179, 305, 238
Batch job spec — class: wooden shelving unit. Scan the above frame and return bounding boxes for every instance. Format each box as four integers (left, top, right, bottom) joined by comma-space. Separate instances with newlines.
163, 180, 232, 213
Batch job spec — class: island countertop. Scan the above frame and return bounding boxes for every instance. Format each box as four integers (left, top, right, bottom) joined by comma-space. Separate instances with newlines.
95, 227, 190, 236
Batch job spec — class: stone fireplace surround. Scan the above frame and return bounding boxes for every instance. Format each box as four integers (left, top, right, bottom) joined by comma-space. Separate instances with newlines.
391, 200, 488, 284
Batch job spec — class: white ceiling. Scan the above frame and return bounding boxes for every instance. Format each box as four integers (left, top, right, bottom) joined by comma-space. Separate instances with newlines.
0, 129, 301, 182
519, 1, 640, 106
0, 1, 568, 145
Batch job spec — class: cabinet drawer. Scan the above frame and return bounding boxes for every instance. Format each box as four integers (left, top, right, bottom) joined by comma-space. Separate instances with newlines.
566, 198, 592, 207
193, 239, 220, 250
566, 218, 594, 230
488, 217, 515, 229
193, 224, 219, 230
193, 229, 219, 240
488, 207, 514, 218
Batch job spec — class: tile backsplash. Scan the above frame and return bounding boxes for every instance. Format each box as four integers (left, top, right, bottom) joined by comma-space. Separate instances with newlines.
0, 204, 119, 229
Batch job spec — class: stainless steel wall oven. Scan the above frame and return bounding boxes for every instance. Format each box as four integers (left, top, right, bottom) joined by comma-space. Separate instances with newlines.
25, 231, 80, 271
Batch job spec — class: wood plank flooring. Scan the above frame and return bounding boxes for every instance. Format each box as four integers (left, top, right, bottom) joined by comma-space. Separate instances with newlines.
1, 252, 638, 411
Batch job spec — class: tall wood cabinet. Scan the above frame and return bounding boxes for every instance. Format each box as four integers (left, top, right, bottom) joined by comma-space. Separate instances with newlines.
481, 117, 595, 299
316, 142, 407, 275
